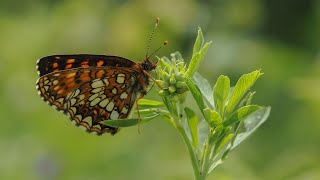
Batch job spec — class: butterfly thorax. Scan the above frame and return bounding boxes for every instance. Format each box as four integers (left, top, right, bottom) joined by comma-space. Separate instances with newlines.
132, 59, 157, 95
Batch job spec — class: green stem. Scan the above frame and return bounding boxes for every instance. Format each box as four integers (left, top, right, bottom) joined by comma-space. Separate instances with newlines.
200, 131, 214, 179
176, 124, 202, 180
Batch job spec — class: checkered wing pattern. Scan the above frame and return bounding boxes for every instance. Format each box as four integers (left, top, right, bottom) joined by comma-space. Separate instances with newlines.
36, 58, 141, 135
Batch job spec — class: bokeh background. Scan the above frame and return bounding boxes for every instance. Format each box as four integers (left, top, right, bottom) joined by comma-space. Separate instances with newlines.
1, 0, 319, 179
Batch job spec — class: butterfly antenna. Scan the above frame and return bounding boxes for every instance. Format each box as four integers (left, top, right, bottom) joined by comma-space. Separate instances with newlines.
146, 40, 168, 60
145, 17, 160, 59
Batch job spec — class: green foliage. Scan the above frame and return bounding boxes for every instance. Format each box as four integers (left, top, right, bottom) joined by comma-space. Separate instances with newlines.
101, 28, 271, 180
225, 70, 263, 115
213, 75, 230, 116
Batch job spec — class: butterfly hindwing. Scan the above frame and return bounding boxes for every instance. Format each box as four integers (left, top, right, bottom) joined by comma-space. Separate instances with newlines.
36, 67, 140, 135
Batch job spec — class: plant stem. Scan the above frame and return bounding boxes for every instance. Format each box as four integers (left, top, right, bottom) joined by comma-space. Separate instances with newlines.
176, 124, 202, 180
200, 132, 214, 179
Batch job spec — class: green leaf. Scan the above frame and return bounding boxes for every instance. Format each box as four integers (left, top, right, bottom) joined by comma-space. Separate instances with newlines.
203, 108, 222, 128
138, 99, 164, 108
192, 72, 214, 108
198, 41, 211, 65
185, 77, 206, 116
231, 107, 271, 149
134, 108, 158, 116
186, 52, 200, 77
216, 133, 234, 153
193, 27, 204, 55
101, 113, 159, 127
223, 105, 261, 127
213, 75, 230, 115
226, 70, 263, 114
246, 92, 256, 106
186, 41, 212, 78
238, 91, 255, 107
184, 107, 199, 149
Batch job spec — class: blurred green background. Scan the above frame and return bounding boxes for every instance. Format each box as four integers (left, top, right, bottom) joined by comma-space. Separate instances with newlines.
1, 0, 319, 179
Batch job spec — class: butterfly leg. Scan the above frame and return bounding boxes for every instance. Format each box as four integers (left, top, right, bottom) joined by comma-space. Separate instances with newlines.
135, 94, 144, 134
143, 70, 163, 89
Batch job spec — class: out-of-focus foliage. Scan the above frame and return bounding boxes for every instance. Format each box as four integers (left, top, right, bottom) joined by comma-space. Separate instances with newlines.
0, 0, 319, 179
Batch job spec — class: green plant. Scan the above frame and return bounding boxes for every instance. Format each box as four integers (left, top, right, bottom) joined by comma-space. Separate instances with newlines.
102, 28, 271, 180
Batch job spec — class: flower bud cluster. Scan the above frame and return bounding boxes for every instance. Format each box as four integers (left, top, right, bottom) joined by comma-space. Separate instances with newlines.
156, 53, 189, 99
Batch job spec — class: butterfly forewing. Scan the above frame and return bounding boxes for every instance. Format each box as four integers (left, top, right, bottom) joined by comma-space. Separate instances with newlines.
36, 60, 143, 135
36, 55, 137, 77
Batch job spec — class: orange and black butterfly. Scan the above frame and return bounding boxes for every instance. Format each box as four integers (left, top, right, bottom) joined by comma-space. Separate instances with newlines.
36, 18, 166, 135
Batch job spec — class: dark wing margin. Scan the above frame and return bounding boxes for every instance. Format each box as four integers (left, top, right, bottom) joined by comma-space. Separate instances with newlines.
36, 54, 137, 76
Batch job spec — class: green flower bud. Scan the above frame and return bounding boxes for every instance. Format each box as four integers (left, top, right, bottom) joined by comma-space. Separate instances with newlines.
175, 87, 188, 94
169, 86, 176, 94
175, 73, 184, 81
169, 76, 176, 85
175, 81, 187, 89
158, 89, 170, 97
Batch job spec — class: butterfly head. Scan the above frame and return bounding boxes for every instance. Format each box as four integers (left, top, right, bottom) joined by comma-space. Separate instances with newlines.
140, 59, 157, 72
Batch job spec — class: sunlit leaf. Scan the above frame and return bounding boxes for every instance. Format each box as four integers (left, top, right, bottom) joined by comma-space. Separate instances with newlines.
226, 70, 263, 114
203, 108, 222, 128
193, 27, 204, 55
185, 77, 206, 115
223, 105, 261, 127
213, 75, 230, 115
192, 72, 214, 108
184, 107, 199, 149
215, 133, 234, 153
138, 99, 164, 108
186, 52, 200, 77
101, 113, 159, 127
230, 107, 271, 149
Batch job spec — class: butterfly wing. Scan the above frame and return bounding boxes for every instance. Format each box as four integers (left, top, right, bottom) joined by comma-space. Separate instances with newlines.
36, 54, 137, 77
36, 67, 140, 135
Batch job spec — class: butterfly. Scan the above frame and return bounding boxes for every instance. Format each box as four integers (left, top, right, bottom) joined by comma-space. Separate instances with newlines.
36, 18, 166, 135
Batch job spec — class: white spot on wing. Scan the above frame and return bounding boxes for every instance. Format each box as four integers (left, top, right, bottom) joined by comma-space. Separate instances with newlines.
70, 98, 76, 106
121, 107, 128, 114
92, 124, 101, 130
99, 98, 110, 107
91, 80, 104, 88
74, 89, 80, 97
120, 92, 128, 99
90, 98, 101, 106
82, 116, 93, 127
112, 88, 117, 94
110, 110, 119, 119
57, 98, 64, 104
75, 114, 82, 121
91, 87, 103, 93
70, 107, 77, 114
106, 101, 114, 111
89, 93, 100, 101
103, 79, 109, 86
116, 74, 125, 84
